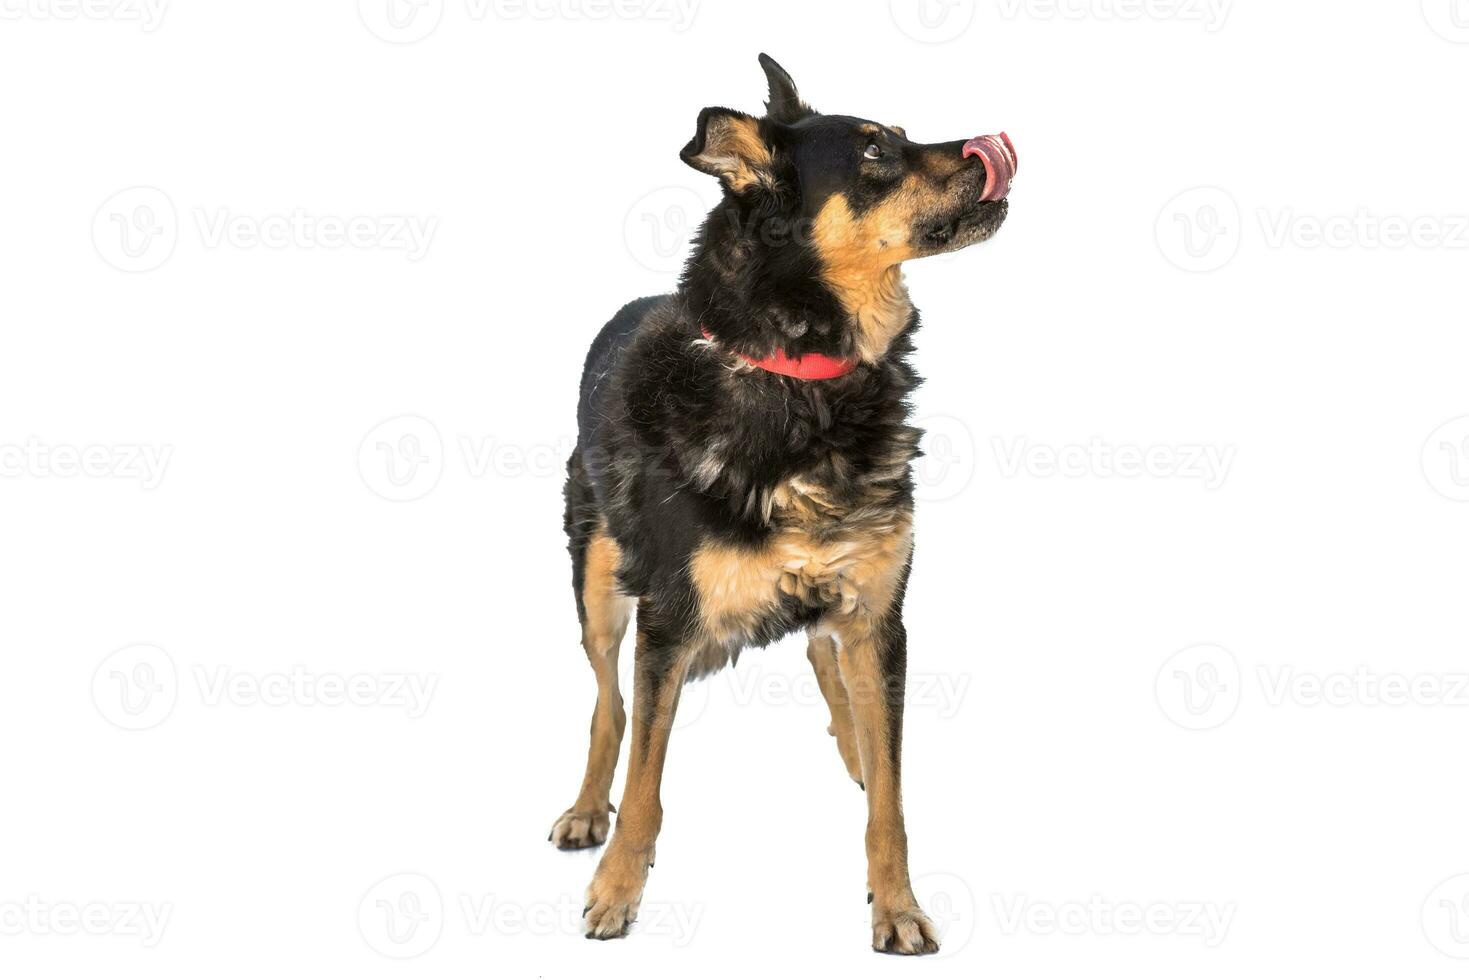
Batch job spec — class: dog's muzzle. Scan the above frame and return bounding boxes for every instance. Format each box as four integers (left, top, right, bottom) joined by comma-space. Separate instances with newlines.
962, 132, 1017, 202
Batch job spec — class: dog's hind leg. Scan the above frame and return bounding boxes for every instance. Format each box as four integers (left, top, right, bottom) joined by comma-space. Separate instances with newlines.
550, 515, 634, 850
583, 606, 696, 940
806, 632, 864, 788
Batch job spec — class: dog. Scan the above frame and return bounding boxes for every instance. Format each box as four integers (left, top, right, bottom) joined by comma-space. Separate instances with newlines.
551, 53, 1014, 954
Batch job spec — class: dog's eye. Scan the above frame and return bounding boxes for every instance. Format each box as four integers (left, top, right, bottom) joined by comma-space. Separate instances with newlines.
863, 142, 884, 160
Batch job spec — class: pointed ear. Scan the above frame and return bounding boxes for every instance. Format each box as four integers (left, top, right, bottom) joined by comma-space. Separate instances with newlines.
680, 107, 777, 195
758, 53, 813, 124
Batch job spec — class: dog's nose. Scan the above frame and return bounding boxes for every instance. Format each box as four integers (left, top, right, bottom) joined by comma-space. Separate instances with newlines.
961, 132, 1017, 202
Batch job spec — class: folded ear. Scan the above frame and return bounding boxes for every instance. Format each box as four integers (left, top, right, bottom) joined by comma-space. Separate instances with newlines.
758, 53, 813, 124
680, 107, 776, 195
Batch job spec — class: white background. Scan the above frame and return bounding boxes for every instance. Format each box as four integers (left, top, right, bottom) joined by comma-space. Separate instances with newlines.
3, 0, 1468, 976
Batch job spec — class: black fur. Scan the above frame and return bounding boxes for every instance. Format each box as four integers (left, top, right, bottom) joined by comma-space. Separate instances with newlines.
566, 294, 921, 644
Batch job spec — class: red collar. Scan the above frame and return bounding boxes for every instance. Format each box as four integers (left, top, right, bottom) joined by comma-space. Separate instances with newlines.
701, 327, 858, 381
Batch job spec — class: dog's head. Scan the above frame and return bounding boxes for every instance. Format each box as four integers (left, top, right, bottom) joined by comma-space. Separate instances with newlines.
681, 54, 1013, 270
678, 55, 1014, 362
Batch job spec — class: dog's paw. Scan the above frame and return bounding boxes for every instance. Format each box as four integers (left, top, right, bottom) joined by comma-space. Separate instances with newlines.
582, 852, 651, 940
549, 806, 612, 850
871, 904, 940, 955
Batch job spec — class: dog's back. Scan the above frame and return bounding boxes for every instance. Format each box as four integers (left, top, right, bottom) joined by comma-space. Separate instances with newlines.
575, 294, 670, 458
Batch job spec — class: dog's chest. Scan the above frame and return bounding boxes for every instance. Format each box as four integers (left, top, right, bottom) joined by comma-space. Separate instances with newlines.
690, 478, 912, 646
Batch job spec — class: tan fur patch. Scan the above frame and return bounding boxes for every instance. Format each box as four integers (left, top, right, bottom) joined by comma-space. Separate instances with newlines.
582, 529, 633, 655
550, 524, 634, 850
692, 114, 774, 194
584, 634, 697, 939
810, 192, 918, 363
689, 493, 913, 646
807, 633, 863, 785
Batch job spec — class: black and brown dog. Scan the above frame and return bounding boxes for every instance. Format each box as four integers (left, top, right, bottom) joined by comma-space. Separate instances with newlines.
553, 54, 1015, 954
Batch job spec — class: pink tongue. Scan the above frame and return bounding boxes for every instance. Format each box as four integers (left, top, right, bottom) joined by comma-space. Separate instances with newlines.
962, 132, 1017, 202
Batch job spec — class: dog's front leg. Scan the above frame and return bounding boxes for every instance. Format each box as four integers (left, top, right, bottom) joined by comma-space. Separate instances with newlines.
833, 603, 940, 955
583, 607, 695, 940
